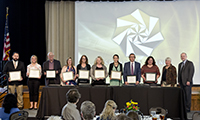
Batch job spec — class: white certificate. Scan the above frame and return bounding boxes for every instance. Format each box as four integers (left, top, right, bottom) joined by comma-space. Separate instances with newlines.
9, 71, 21, 81
127, 76, 136, 83
111, 71, 121, 80
95, 70, 105, 78
79, 70, 89, 79
29, 69, 40, 78
146, 73, 156, 81
63, 71, 74, 81
46, 70, 56, 78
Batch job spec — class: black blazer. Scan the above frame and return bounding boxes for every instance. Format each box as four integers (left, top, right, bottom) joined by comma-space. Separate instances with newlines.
3, 60, 25, 85
108, 62, 123, 76
178, 60, 194, 86
43, 59, 61, 84
76, 64, 91, 74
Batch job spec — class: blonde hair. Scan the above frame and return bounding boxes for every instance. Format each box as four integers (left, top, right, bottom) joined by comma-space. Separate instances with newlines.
94, 56, 104, 65
30, 55, 38, 63
100, 100, 117, 120
66, 57, 74, 67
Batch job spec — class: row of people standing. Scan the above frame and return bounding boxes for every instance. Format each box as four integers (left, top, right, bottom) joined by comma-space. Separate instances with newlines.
3, 52, 194, 112
58, 53, 177, 87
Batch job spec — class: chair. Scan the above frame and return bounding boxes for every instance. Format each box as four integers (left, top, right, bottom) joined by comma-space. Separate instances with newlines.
9, 111, 29, 120
192, 112, 200, 120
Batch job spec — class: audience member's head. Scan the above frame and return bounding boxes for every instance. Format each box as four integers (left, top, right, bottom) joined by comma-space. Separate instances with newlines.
2, 94, 17, 113
66, 89, 81, 104
80, 101, 96, 120
117, 113, 133, 120
126, 111, 139, 120
100, 100, 117, 120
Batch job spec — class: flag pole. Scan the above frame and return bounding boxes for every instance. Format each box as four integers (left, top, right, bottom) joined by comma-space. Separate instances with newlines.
6, 7, 9, 17
6, 7, 9, 13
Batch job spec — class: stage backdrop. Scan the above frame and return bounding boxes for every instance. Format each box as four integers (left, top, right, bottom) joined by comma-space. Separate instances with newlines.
75, 1, 200, 84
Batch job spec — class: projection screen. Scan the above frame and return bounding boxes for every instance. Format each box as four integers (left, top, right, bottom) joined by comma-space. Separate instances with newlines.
75, 1, 200, 84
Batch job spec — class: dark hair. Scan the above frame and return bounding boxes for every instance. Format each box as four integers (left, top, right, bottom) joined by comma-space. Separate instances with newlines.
129, 53, 136, 58
145, 56, 156, 66
81, 101, 96, 120
117, 113, 132, 120
126, 111, 139, 120
79, 55, 88, 64
113, 54, 119, 59
12, 52, 19, 56
66, 89, 81, 103
2, 94, 17, 113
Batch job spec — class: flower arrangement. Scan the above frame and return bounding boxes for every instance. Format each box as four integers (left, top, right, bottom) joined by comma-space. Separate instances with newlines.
125, 100, 139, 112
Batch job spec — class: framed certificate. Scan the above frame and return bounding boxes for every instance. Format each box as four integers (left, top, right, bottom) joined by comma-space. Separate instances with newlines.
127, 76, 136, 83
94, 70, 105, 78
9, 71, 21, 81
79, 70, 89, 79
146, 73, 156, 81
63, 71, 74, 81
29, 69, 40, 78
111, 71, 121, 80
46, 70, 56, 78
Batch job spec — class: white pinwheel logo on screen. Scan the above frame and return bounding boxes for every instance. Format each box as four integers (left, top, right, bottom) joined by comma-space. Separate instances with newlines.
112, 9, 164, 56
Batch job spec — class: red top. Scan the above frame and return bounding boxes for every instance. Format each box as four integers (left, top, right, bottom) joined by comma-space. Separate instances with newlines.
141, 65, 160, 83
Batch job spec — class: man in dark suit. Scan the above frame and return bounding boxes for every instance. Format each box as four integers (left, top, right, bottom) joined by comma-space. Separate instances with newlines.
123, 53, 141, 85
178, 52, 194, 112
3, 52, 25, 110
43, 52, 61, 86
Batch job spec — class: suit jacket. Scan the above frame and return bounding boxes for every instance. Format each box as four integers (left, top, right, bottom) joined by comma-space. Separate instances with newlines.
178, 60, 194, 86
123, 61, 141, 82
43, 59, 61, 85
3, 60, 25, 85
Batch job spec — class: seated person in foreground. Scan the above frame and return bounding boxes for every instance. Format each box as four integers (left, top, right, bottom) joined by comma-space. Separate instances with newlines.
61, 89, 81, 120
80, 101, 96, 120
116, 113, 132, 120
97, 100, 117, 120
0, 94, 19, 120
126, 111, 139, 120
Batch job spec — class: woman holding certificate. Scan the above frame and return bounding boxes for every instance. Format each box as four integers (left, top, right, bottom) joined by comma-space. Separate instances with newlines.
141, 56, 160, 85
60, 57, 77, 86
27, 55, 42, 110
76, 55, 91, 85
90, 56, 108, 86
108, 54, 123, 86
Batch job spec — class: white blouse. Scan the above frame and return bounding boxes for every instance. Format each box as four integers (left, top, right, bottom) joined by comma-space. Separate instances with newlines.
27, 63, 42, 76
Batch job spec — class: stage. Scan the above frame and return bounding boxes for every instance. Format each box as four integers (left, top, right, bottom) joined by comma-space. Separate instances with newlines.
1, 85, 200, 120
36, 86, 188, 119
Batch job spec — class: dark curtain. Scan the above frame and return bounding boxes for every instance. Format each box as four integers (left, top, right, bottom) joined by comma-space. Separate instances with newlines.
0, 0, 46, 85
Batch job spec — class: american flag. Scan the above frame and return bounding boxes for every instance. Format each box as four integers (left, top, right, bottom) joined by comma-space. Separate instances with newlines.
3, 8, 10, 61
